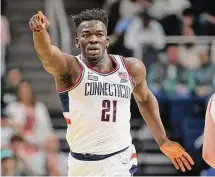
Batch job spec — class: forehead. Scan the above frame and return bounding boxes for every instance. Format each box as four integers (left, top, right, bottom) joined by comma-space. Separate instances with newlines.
78, 20, 106, 33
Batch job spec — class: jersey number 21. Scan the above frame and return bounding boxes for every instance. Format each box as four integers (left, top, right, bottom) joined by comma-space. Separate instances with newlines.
101, 100, 117, 122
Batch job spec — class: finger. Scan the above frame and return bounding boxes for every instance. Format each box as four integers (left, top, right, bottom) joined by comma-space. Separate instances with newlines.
180, 156, 191, 170
183, 152, 194, 165
44, 16, 50, 28
176, 158, 186, 172
34, 15, 43, 29
38, 11, 47, 29
31, 20, 40, 31
171, 158, 179, 170
29, 22, 34, 31
38, 11, 44, 22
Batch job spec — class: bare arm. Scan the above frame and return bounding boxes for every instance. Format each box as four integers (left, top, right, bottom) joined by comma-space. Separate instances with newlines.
29, 12, 77, 76
125, 58, 167, 146
33, 30, 70, 75
202, 95, 215, 168
125, 57, 194, 171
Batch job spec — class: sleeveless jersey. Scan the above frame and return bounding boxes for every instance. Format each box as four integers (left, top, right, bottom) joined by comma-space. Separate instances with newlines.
58, 54, 134, 155
209, 93, 215, 123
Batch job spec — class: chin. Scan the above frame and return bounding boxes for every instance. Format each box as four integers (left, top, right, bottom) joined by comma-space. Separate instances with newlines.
87, 55, 101, 62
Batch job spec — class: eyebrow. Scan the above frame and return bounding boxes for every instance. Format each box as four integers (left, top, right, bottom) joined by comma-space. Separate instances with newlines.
81, 29, 104, 34
81, 30, 90, 33
96, 30, 104, 33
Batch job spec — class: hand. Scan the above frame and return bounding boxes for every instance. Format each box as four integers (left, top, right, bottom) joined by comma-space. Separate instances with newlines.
29, 11, 50, 32
160, 140, 194, 172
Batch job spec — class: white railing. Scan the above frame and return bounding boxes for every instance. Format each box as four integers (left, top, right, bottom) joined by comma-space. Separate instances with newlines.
129, 35, 215, 59
45, 0, 71, 54
163, 36, 215, 44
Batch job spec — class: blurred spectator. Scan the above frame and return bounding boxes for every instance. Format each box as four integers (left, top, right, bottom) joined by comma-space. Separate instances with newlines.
148, 44, 194, 97
119, 0, 145, 19
159, 7, 195, 36
107, 0, 145, 35
6, 80, 53, 147
181, 8, 195, 28
44, 134, 68, 176
194, 47, 215, 97
124, 12, 165, 68
180, 7, 209, 36
198, 1, 215, 35
147, 0, 190, 20
1, 68, 22, 109
1, 149, 15, 176
108, 0, 145, 57
9, 135, 35, 176
1, 109, 14, 148
178, 26, 201, 69
1, 14, 11, 77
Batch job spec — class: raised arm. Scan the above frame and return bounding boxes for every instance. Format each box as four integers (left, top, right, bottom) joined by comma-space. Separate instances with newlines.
125, 57, 194, 172
29, 11, 77, 76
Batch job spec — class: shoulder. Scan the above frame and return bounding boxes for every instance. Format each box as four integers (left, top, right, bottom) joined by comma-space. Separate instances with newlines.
59, 53, 82, 76
62, 53, 80, 67
207, 93, 215, 123
123, 57, 146, 84
6, 101, 22, 109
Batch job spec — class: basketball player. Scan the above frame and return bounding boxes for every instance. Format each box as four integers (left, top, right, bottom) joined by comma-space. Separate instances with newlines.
202, 93, 215, 168
29, 9, 194, 176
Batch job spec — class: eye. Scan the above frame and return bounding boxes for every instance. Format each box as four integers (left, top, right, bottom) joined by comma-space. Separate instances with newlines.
97, 34, 103, 37
82, 34, 89, 38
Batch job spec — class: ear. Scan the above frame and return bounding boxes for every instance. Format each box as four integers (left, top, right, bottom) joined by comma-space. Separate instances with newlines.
106, 36, 110, 48
75, 37, 80, 48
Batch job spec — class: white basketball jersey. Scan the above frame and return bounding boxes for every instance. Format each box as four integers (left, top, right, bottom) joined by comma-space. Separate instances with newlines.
58, 54, 134, 155
209, 93, 215, 123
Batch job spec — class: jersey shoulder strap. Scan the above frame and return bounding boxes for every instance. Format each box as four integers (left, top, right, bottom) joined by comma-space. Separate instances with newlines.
112, 54, 136, 87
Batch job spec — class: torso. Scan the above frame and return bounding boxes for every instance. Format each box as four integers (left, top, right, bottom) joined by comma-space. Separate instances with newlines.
57, 54, 134, 154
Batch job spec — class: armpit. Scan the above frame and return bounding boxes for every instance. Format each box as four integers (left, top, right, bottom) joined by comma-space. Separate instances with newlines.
55, 74, 73, 90
59, 74, 73, 85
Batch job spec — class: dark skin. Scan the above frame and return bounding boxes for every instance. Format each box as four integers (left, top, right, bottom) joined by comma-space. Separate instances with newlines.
29, 12, 194, 172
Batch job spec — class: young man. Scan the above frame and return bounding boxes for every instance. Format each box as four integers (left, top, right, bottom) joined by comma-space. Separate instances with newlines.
29, 9, 194, 176
202, 93, 215, 168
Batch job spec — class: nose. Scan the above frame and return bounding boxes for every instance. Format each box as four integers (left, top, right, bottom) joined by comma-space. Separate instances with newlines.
89, 35, 98, 43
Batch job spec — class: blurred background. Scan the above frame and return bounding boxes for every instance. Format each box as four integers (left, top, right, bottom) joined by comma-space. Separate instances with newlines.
1, 0, 215, 176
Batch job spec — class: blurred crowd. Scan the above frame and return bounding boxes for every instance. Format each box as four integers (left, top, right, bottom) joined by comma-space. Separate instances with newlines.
1, 69, 68, 176
1, 0, 215, 176
106, 0, 215, 99
1, 2, 67, 175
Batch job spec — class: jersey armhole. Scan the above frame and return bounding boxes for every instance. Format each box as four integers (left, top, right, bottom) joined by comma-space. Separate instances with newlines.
120, 56, 136, 88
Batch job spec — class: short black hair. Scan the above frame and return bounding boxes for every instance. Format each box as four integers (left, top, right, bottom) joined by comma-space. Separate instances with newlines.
182, 8, 195, 16
71, 8, 108, 30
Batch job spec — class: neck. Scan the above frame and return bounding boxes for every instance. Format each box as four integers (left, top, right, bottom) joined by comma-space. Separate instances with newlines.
21, 100, 33, 106
82, 53, 112, 71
